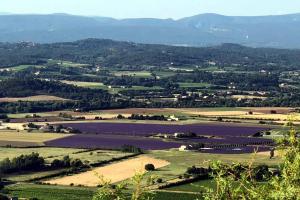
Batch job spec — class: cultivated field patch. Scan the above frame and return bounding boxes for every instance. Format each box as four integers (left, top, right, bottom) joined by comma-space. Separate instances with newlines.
149, 150, 282, 181
0, 147, 83, 160
236, 114, 300, 121
113, 71, 152, 77
0, 95, 68, 102
58, 122, 268, 137
45, 134, 182, 150
187, 110, 254, 116
0, 131, 71, 146
61, 81, 105, 89
231, 95, 267, 100
45, 156, 170, 186
0, 140, 40, 147
47, 150, 133, 164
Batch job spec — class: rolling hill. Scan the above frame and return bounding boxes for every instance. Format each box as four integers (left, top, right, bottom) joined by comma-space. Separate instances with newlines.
0, 13, 300, 48
1, 39, 300, 70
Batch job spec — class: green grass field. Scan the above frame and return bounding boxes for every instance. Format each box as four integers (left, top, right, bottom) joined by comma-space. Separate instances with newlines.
148, 150, 281, 181
196, 66, 220, 72
47, 60, 89, 68
61, 80, 163, 93
6, 65, 44, 71
154, 191, 200, 200
46, 149, 133, 164
115, 86, 163, 91
113, 71, 152, 78
4, 184, 95, 200
61, 81, 107, 89
179, 82, 211, 88
0, 147, 83, 160
3, 184, 199, 200
165, 179, 215, 192
5, 169, 68, 182
153, 71, 177, 78
0, 147, 132, 164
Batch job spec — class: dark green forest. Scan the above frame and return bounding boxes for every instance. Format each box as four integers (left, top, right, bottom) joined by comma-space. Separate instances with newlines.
1, 39, 300, 70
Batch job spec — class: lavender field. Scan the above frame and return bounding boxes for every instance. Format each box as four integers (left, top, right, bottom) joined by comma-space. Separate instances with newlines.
61, 122, 268, 137
183, 136, 274, 145
45, 122, 274, 153
45, 134, 181, 150
45, 134, 273, 153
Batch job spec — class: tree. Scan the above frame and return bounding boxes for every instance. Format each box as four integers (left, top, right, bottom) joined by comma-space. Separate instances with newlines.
70, 159, 84, 169
62, 156, 71, 167
0, 177, 4, 191
117, 114, 125, 119
145, 164, 155, 171
0, 153, 45, 174
27, 122, 38, 129
216, 117, 223, 122
270, 148, 275, 159
0, 114, 8, 119
51, 159, 64, 169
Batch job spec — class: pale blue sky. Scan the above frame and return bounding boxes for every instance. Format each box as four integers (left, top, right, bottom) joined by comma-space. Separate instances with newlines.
1, 0, 300, 19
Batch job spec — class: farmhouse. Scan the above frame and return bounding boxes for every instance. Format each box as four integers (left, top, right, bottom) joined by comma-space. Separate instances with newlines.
174, 132, 196, 138
179, 144, 199, 151
39, 124, 76, 133
168, 115, 179, 121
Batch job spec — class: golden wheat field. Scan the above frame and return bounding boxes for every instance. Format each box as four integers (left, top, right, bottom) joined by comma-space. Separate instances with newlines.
0, 131, 71, 143
45, 156, 170, 186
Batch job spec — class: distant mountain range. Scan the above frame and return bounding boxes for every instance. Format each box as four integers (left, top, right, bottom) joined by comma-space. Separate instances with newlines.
1, 13, 300, 48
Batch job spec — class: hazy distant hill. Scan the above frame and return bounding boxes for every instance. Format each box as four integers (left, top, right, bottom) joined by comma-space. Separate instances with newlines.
1, 39, 300, 70
1, 13, 300, 48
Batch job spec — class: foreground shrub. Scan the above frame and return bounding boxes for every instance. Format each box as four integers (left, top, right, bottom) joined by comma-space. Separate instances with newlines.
93, 172, 154, 200
202, 119, 300, 200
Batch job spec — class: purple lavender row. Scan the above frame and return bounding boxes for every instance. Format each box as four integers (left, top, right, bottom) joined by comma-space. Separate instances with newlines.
60, 122, 268, 137
45, 134, 181, 150
45, 134, 273, 153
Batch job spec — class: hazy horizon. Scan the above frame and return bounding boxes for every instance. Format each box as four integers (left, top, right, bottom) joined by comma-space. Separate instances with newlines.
1, 11, 300, 20
1, 0, 300, 20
